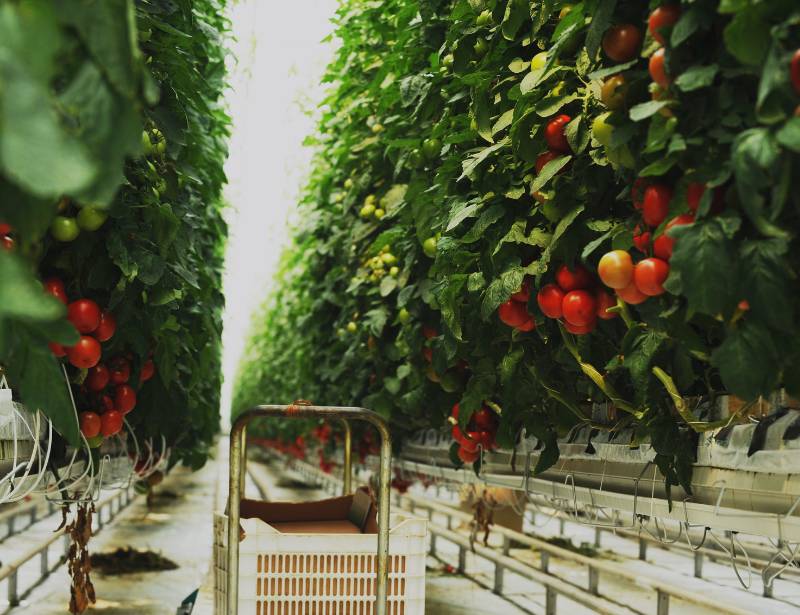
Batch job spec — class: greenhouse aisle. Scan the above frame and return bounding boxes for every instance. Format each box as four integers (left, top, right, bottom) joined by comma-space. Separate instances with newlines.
4, 441, 532, 615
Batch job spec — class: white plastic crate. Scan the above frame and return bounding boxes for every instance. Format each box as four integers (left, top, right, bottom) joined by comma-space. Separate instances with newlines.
213, 511, 427, 615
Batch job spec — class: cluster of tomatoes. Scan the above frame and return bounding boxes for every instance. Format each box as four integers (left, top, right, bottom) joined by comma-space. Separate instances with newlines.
449, 403, 499, 464
43, 278, 155, 444
0, 222, 14, 251
535, 264, 618, 335
50, 199, 108, 244
497, 279, 536, 332
598, 178, 723, 305
535, 114, 572, 179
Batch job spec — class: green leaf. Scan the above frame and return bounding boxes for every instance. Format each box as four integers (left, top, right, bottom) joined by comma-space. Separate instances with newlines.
0, 252, 65, 323
459, 138, 509, 181
584, 0, 617, 61
665, 217, 739, 316
473, 88, 494, 144
739, 239, 791, 331
623, 329, 666, 405
501, 0, 529, 40
776, 118, 800, 153
723, 5, 770, 67
7, 338, 80, 446
530, 155, 571, 192
674, 64, 718, 92
481, 267, 525, 319
629, 100, 672, 122
670, 6, 708, 48
711, 321, 781, 400
0, 2, 96, 196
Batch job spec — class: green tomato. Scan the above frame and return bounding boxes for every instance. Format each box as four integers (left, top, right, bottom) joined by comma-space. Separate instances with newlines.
530, 51, 548, 72
389, 266, 399, 276
77, 206, 108, 231
407, 149, 424, 169
337, 328, 346, 338
398, 308, 411, 324
381, 252, 397, 266
344, 178, 354, 189
476, 10, 492, 26
592, 112, 614, 148
442, 54, 454, 68
360, 204, 376, 218
346, 321, 358, 333
151, 128, 166, 154
364, 194, 377, 207
371, 123, 384, 134
50, 216, 80, 242
422, 138, 441, 160
473, 38, 488, 57
141, 130, 154, 155
440, 370, 465, 393
373, 208, 385, 219
422, 237, 437, 258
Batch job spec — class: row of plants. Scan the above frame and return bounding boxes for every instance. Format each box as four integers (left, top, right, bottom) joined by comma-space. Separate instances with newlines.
234, 0, 800, 494
0, 0, 229, 471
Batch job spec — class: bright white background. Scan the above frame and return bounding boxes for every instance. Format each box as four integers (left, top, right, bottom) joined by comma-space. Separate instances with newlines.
219, 1, 339, 427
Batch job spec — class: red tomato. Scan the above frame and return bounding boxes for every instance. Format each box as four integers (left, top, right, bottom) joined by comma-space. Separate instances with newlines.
511, 277, 532, 302
792, 49, 800, 95
79, 412, 101, 439
450, 402, 460, 419
648, 4, 681, 46
642, 183, 673, 227
563, 319, 596, 335
43, 278, 68, 305
0, 236, 13, 251
686, 182, 705, 212
67, 336, 102, 369
0, 222, 11, 235
472, 407, 497, 431
49, 342, 66, 357
602, 24, 642, 63
457, 446, 480, 464
515, 318, 535, 332
139, 359, 155, 383
555, 263, 592, 291
86, 364, 110, 392
633, 224, 651, 253
653, 214, 694, 260
100, 394, 115, 412
67, 299, 101, 334
649, 48, 670, 88
537, 283, 565, 319
595, 290, 618, 320
100, 410, 123, 437
461, 432, 480, 453
617, 281, 649, 305
597, 250, 634, 289
94, 311, 116, 342
738, 299, 750, 311
115, 384, 137, 414
498, 299, 530, 327
109, 357, 131, 384
544, 114, 572, 153
422, 347, 433, 363
562, 290, 597, 327
474, 430, 496, 451
422, 326, 438, 340
535, 150, 561, 174
634, 258, 670, 296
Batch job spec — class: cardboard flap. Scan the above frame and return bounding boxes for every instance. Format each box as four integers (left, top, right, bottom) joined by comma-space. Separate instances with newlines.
239, 487, 379, 534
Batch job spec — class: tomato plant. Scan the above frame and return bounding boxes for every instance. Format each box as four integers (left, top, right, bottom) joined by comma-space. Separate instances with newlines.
233, 0, 800, 497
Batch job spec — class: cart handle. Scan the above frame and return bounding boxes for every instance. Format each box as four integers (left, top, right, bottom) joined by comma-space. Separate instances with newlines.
226, 405, 392, 615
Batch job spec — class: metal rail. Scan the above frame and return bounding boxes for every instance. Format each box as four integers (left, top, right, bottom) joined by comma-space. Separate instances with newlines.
270, 450, 757, 615
0, 486, 134, 611
0, 499, 58, 544
227, 405, 392, 615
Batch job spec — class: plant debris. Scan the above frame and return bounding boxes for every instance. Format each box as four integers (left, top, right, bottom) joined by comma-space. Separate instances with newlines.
66, 503, 95, 614
90, 547, 178, 575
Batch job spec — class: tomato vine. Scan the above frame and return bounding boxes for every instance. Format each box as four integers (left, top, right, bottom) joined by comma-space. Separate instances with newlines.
0, 0, 229, 467
233, 0, 800, 490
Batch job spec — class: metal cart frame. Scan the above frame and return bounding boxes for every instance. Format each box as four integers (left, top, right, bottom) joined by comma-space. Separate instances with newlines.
226, 405, 392, 615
